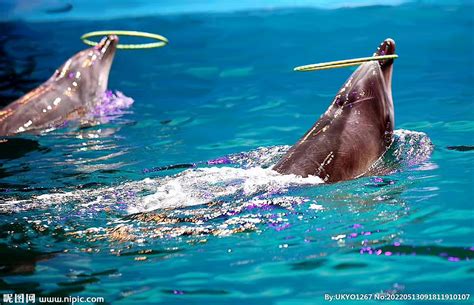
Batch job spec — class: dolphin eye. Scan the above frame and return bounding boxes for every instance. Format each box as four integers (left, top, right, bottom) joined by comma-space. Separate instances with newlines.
348, 91, 359, 103
54, 67, 68, 79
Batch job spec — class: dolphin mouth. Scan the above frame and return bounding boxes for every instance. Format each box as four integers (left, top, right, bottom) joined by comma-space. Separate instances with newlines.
96, 35, 119, 61
373, 38, 395, 90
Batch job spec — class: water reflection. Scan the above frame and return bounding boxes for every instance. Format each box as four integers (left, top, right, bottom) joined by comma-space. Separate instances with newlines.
0, 138, 43, 161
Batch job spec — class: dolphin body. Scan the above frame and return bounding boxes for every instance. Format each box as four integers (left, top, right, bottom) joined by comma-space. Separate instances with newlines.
273, 38, 396, 183
0, 35, 118, 136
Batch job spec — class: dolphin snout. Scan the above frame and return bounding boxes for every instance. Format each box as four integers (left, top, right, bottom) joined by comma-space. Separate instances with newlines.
374, 38, 396, 57
373, 38, 396, 69
373, 38, 396, 89
96, 35, 119, 58
105, 35, 119, 46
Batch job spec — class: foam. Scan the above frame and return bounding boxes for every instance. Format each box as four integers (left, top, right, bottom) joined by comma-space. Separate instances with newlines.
131, 167, 323, 213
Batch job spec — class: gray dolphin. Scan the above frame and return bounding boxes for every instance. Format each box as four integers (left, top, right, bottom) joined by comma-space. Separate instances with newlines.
273, 38, 396, 183
0, 35, 118, 136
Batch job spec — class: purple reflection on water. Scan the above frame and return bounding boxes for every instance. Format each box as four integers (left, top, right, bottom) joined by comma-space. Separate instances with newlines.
93, 90, 134, 118
207, 156, 232, 165
268, 223, 290, 232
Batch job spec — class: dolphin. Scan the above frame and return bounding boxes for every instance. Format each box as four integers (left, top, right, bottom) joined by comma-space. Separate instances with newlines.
0, 35, 118, 136
273, 38, 396, 183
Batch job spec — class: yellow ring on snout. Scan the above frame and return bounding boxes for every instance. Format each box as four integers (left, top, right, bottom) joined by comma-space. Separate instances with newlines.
294, 54, 399, 72
80, 30, 169, 50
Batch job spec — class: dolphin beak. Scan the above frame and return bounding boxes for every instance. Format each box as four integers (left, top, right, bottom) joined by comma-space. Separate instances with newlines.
94, 35, 118, 94
96, 35, 119, 60
373, 38, 395, 91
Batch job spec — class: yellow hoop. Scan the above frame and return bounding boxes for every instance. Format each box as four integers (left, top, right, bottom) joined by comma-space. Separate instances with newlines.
294, 54, 398, 72
80, 30, 169, 50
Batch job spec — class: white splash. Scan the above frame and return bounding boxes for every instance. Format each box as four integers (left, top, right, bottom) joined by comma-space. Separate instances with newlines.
130, 166, 323, 213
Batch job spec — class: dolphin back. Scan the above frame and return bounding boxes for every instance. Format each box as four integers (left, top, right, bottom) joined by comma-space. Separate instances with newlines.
0, 81, 89, 136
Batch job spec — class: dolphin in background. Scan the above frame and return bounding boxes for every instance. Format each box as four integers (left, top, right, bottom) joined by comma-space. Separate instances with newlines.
274, 38, 396, 183
0, 35, 118, 136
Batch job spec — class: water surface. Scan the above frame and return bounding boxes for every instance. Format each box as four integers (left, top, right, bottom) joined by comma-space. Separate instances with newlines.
0, 2, 473, 304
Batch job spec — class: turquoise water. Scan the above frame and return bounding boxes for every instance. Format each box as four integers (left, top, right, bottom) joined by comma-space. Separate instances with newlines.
1, 1, 473, 304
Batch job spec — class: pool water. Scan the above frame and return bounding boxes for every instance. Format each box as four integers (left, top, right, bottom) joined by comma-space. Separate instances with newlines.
1, 1, 473, 304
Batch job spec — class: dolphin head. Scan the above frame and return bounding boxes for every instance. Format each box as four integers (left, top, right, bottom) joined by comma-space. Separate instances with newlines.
273, 38, 397, 182
49, 35, 119, 107
328, 38, 396, 147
